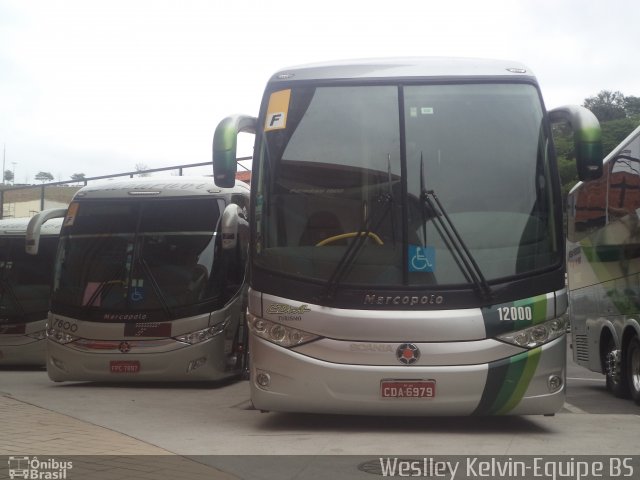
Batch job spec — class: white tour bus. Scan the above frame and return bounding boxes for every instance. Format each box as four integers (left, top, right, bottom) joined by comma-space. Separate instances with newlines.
567, 125, 640, 404
0, 216, 61, 365
211, 58, 603, 415
27, 176, 250, 382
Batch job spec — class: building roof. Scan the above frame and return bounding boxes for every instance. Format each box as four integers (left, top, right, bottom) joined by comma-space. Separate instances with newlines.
235, 170, 251, 184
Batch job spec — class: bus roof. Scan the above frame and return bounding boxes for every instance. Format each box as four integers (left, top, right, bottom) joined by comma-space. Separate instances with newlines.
71, 176, 250, 200
0, 216, 62, 236
269, 57, 535, 83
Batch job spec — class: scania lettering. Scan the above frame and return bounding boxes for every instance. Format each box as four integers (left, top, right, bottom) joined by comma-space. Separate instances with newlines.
567, 125, 640, 405
212, 58, 602, 414
0, 217, 61, 365
27, 176, 250, 382
350, 344, 393, 352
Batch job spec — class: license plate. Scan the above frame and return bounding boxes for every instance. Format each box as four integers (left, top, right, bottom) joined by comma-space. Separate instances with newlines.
380, 380, 436, 398
110, 360, 140, 373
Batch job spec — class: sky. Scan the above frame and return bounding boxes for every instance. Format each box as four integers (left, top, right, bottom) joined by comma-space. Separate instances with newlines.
0, 0, 639, 184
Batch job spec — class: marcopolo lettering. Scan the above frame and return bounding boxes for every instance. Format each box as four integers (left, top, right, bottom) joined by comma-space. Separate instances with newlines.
103, 313, 149, 321
364, 294, 444, 306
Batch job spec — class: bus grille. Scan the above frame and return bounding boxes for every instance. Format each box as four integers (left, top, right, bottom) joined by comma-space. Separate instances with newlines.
574, 334, 589, 363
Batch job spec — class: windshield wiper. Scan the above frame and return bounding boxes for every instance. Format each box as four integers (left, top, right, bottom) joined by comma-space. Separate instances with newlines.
419, 156, 492, 300
83, 265, 127, 308
321, 158, 396, 301
321, 199, 384, 300
386, 154, 398, 247
137, 258, 174, 319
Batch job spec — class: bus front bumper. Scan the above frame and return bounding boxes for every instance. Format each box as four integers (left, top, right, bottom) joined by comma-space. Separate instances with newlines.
0, 336, 46, 366
249, 335, 566, 416
46, 335, 238, 382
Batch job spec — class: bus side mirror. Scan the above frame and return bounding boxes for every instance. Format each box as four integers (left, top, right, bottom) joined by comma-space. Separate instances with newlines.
213, 115, 257, 188
548, 105, 603, 181
26, 208, 67, 255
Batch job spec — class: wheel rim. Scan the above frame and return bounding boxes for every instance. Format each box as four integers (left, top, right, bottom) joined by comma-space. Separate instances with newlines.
606, 342, 621, 385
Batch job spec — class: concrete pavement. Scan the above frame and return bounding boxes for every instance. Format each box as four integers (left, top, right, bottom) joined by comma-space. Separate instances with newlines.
0, 394, 236, 479
1, 365, 640, 480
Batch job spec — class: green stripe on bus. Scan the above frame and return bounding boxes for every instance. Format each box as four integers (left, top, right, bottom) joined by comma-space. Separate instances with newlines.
488, 348, 541, 415
514, 294, 548, 327
495, 348, 541, 414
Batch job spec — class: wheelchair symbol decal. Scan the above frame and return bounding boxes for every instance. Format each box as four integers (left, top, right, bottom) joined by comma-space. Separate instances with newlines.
409, 245, 435, 272
131, 279, 144, 302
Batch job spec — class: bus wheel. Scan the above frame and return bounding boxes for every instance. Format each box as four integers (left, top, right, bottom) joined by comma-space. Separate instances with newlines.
626, 336, 640, 405
605, 337, 629, 398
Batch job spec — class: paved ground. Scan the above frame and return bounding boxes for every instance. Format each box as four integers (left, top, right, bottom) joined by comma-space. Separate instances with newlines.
0, 395, 169, 456
0, 395, 236, 479
0, 344, 638, 479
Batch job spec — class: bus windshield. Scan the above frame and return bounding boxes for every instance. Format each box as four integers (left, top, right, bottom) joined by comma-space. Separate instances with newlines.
254, 82, 559, 289
0, 237, 57, 323
52, 198, 243, 320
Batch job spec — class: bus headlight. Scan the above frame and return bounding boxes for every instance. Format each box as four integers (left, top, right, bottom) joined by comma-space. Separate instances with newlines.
497, 317, 567, 349
47, 327, 79, 345
249, 317, 319, 348
175, 322, 227, 345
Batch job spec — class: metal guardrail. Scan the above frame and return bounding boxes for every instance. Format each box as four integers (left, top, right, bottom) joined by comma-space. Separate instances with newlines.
0, 158, 251, 219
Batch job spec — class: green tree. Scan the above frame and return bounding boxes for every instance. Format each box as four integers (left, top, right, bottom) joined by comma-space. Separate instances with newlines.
34, 171, 54, 183
70, 173, 86, 182
3, 169, 13, 183
601, 116, 640, 156
583, 90, 626, 122
624, 96, 640, 117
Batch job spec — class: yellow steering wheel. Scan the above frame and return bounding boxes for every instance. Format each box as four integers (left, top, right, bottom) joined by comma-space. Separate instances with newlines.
315, 232, 384, 246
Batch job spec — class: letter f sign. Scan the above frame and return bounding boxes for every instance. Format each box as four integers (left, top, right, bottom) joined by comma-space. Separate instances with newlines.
265, 112, 286, 131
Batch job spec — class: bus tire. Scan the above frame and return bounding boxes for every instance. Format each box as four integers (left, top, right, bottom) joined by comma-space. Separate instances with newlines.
605, 337, 629, 398
626, 336, 640, 405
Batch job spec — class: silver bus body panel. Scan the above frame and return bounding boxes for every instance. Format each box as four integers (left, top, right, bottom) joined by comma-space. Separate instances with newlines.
47, 334, 230, 382
248, 289, 566, 415
49, 310, 213, 341
570, 279, 640, 371
249, 335, 565, 416
507, 336, 566, 415
270, 57, 534, 83
45, 280, 245, 382
0, 319, 47, 366
567, 126, 640, 374
258, 292, 487, 342
292, 336, 524, 367
0, 217, 60, 366
72, 176, 250, 201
